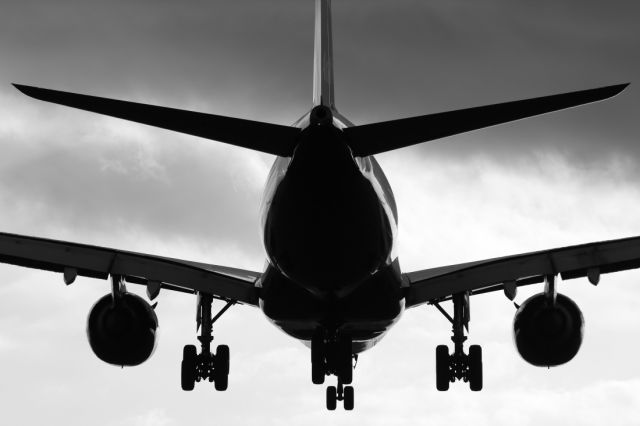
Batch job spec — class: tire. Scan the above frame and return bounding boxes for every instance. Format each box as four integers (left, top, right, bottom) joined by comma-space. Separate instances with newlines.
214, 372, 228, 391
214, 345, 230, 391
326, 386, 337, 411
181, 345, 197, 391
181, 360, 195, 391
343, 386, 354, 411
183, 344, 197, 361
468, 345, 483, 391
435, 345, 450, 391
216, 345, 230, 377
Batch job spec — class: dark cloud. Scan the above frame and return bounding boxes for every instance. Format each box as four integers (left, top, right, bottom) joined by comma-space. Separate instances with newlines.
0, 2, 640, 424
0, 0, 637, 263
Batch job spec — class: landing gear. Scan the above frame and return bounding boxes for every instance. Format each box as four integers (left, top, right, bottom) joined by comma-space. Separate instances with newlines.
433, 292, 483, 391
181, 293, 234, 391
311, 328, 356, 410
326, 379, 354, 411
311, 329, 353, 384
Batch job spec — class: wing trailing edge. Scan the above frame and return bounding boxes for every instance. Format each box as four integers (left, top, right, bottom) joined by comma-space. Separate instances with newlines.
344, 83, 629, 157
403, 235, 640, 308
0, 231, 261, 306
13, 84, 301, 157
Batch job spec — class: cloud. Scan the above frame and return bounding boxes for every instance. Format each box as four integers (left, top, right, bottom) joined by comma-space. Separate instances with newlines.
110, 409, 173, 426
381, 148, 640, 270
2, 144, 640, 425
0, 0, 639, 424
0, 96, 270, 267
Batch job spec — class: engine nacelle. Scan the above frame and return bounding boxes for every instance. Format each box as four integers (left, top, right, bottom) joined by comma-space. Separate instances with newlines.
513, 292, 584, 367
87, 293, 158, 366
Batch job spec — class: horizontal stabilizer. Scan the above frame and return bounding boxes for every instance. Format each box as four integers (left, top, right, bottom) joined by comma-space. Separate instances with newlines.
13, 84, 301, 157
344, 83, 629, 156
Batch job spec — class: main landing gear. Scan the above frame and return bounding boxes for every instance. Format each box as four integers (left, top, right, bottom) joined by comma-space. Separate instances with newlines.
181, 293, 234, 392
433, 292, 483, 391
311, 328, 356, 410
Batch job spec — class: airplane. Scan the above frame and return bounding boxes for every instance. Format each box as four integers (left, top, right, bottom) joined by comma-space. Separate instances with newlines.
2, 0, 637, 412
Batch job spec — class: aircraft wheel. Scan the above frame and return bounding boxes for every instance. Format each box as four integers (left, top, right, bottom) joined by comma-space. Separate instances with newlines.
326, 386, 337, 411
343, 386, 354, 411
468, 345, 483, 391
435, 345, 450, 391
214, 372, 228, 391
214, 345, 230, 391
181, 344, 197, 391
216, 345, 230, 377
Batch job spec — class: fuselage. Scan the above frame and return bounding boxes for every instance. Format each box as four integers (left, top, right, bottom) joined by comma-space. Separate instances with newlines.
257, 107, 405, 353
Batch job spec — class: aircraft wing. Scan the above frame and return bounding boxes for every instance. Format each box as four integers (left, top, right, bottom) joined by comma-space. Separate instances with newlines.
403, 235, 640, 308
0, 231, 260, 306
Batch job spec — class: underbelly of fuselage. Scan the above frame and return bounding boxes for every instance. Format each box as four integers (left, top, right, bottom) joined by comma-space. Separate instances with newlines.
258, 260, 405, 353
258, 124, 404, 352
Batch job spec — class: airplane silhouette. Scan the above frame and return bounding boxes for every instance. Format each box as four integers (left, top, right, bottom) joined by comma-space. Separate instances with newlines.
3, 0, 636, 411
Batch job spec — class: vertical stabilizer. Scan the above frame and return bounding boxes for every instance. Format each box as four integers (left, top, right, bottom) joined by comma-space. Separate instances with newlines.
313, 0, 335, 109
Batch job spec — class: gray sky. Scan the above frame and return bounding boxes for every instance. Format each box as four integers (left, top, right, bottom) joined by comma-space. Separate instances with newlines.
1, 0, 639, 424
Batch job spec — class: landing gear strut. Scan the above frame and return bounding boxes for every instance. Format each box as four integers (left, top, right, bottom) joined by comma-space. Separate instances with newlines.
433, 292, 483, 391
181, 293, 234, 391
311, 328, 355, 410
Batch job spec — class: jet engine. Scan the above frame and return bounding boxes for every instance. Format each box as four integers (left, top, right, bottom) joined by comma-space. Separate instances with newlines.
87, 292, 158, 366
513, 292, 583, 367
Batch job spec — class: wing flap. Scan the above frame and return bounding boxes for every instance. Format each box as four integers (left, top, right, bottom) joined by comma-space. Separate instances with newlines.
13, 84, 301, 157
344, 83, 629, 156
404, 235, 640, 307
0, 232, 260, 306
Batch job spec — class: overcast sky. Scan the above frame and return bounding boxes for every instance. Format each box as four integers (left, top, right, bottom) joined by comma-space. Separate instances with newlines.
1, 0, 639, 424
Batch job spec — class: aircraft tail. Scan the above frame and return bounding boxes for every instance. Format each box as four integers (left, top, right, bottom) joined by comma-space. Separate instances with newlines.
313, 0, 335, 109
14, 2, 628, 159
